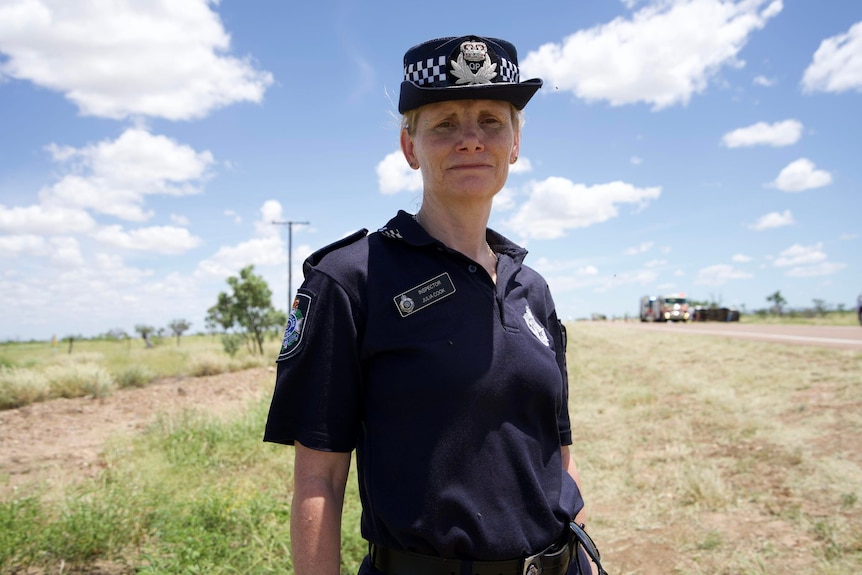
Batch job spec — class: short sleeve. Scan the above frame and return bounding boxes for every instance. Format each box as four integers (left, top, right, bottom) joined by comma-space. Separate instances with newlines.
263, 269, 363, 452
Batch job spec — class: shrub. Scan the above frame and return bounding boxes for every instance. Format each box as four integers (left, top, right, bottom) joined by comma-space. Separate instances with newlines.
44, 363, 115, 399
0, 367, 51, 409
220, 334, 243, 357
115, 365, 157, 389
187, 353, 230, 377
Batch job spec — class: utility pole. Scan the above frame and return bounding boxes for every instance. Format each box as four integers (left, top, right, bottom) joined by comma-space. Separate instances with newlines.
272, 219, 310, 312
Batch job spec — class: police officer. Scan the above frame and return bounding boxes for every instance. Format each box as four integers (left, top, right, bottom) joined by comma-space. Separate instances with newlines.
265, 35, 605, 575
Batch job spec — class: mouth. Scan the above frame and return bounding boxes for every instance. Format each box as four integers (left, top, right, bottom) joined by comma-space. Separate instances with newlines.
448, 163, 492, 171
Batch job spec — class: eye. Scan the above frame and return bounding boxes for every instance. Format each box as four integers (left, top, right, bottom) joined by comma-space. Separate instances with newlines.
480, 116, 504, 128
431, 119, 457, 132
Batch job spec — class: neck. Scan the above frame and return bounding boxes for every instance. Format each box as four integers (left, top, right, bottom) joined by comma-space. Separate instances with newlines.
415, 204, 489, 258
414, 203, 498, 281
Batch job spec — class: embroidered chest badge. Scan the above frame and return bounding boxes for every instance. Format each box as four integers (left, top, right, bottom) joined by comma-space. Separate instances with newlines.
278, 293, 311, 360
450, 40, 498, 85
523, 304, 550, 347
394, 273, 456, 318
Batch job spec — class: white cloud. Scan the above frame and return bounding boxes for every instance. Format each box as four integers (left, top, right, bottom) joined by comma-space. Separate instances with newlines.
170, 214, 190, 227
624, 241, 654, 255
40, 128, 214, 221
255, 200, 286, 238
593, 268, 660, 293
750, 209, 794, 230
93, 225, 202, 255
506, 178, 661, 240
802, 21, 862, 94
753, 75, 775, 87
520, 0, 782, 110
224, 210, 242, 224
0, 204, 95, 234
785, 262, 847, 277
773, 243, 826, 267
196, 201, 295, 278
0, 235, 86, 266
376, 150, 422, 195
732, 253, 752, 263
533, 256, 600, 277
49, 236, 85, 266
770, 243, 846, 279
630, 156, 643, 165
195, 236, 284, 279
770, 158, 832, 192
0, 0, 274, 120
721, 119, 803, 147
538, 260, 658, 294
695, 264, 753, 286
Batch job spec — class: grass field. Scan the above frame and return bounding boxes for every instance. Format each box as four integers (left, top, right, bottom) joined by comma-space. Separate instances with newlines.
0, 334, 278, 410
0, 323, 860, 574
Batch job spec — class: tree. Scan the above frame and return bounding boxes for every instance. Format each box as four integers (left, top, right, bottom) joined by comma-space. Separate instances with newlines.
811, 299, 828, 317
105, 328, 128, 341
766, 291, 787, 316
134, 324, 156, 348
168, 319, 192, 346
206, 265, 282, 355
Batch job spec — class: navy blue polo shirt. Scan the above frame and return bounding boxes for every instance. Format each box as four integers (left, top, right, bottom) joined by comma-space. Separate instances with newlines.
264, 210, 583, 561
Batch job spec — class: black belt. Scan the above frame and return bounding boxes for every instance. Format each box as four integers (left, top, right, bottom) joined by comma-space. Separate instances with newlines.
369, 534, 574, 575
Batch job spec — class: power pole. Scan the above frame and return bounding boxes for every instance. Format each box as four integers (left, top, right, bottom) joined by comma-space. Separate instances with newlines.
272, 219, 310, 312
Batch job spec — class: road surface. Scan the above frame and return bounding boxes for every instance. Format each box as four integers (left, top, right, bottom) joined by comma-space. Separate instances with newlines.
614, 321, 862, 350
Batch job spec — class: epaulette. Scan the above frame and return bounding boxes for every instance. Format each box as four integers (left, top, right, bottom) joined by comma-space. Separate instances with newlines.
303, 229, 368, 274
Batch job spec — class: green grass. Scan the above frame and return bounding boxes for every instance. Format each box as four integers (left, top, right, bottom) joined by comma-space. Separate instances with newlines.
739, 310, 859, 326
1, 324, 860, 573
0, 334, 282, 410
0, 398, 303, 574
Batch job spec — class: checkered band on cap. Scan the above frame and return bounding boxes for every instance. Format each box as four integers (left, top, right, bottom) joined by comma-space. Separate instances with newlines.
498, 57, 519, 83
404, 54, 520, 87
404, 55, 447, 87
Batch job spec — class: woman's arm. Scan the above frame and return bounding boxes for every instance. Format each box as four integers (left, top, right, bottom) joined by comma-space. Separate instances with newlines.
561, 445, 586, 527
291, 441, 352, 575
562, 445, 600, 575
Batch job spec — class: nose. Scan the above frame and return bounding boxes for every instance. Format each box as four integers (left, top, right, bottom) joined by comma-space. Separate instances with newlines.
457, 121, 484, 152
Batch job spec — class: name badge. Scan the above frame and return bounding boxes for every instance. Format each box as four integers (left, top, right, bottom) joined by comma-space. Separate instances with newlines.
393, 273, 456, 318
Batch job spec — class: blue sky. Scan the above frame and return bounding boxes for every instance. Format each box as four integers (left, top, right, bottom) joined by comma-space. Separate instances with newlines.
1, 0, 860, 341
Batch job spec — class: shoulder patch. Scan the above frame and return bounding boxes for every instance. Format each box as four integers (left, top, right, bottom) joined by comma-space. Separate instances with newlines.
303, 229, 368, 274
523, 304, 550, 347
277, 293, 312, 360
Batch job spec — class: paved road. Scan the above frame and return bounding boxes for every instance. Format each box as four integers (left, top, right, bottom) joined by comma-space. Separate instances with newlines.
615, 321, 862, 350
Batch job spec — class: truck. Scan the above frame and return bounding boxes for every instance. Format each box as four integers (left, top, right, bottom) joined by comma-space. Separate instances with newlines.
640, 293, 690, 322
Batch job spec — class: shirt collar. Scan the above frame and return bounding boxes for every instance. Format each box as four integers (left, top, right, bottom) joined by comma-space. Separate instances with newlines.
378, 210, 528, 264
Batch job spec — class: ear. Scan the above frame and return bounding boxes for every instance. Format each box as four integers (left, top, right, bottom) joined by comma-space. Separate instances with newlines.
510, 130, 520, 164
400, 130, 419, 170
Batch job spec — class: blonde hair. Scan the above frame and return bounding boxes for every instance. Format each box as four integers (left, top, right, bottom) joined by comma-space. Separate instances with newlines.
401, 102, 524, 136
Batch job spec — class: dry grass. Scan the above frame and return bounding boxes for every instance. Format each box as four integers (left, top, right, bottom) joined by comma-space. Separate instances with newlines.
0, 335, 281, 410
568, 322, 862, 574
1, 324, 859, 573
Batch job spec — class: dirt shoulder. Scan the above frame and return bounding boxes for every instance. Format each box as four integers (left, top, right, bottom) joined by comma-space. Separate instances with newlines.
0, 366, 274, 499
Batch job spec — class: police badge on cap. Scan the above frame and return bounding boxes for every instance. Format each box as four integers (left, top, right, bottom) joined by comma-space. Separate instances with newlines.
398, 35, 543, 113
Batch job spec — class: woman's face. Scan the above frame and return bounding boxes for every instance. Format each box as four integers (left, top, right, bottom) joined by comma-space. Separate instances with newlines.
401, 99, 520, 204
